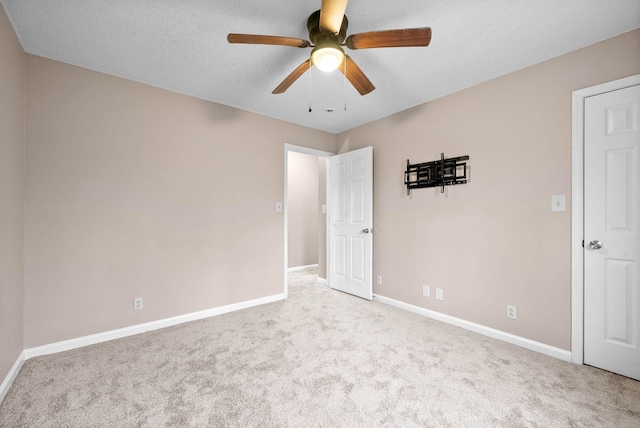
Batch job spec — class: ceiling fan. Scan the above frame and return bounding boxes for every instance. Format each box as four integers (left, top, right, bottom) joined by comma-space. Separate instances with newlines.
227, 0, 432, 96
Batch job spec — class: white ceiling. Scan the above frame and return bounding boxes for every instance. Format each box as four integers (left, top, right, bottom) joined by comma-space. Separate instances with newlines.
2, 0, 639, 134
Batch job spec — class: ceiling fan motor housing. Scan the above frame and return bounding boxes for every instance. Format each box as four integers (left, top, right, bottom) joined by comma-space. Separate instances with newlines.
307, 10, 348, 46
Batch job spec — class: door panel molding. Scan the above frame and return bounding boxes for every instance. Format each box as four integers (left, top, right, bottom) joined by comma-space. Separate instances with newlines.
571, 74, 640, 365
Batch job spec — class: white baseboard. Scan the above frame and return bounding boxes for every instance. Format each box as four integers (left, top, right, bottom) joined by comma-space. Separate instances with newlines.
0, 350, 26, 404
317, 277, 327, 284
4, 291, 570, 405
23, 293, 286, 360
287, 264, 318, 272
1, 293, 285, 404
373, 294, 572, 362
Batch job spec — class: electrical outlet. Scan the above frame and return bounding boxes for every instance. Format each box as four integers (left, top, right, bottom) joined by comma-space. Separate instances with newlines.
507, 305, 516, 319
435, 288, 444, 301
376, 275, 382, 285
422, 285, 431, 297
134, 297, 143, 311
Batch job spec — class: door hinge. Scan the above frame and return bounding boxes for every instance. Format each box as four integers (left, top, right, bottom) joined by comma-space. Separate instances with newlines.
582, 240, 585, 248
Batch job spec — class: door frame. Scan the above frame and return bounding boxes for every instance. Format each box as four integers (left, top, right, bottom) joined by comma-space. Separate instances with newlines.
283, 144, 334, 298
571, 73, 640, 364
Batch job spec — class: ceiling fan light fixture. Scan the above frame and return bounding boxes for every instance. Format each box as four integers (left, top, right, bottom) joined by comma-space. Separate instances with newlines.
311, 45, 344, 72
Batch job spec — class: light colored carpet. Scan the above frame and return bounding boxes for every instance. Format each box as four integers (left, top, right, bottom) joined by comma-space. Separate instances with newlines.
1, 267, 639, 427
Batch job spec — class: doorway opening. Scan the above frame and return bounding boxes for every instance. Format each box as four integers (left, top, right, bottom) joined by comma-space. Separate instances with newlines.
284, 144, 334, 298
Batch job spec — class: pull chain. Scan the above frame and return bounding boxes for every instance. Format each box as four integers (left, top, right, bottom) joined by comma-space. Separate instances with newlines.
308, 67, 312, 112
343, 58, 347, 111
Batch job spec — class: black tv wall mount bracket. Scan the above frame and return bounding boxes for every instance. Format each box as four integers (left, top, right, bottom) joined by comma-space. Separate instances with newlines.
404, 153, 470, 195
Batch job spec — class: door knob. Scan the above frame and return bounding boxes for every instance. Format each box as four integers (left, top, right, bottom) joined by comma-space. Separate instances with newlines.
588, 240, 603, 250
362, 228, 370, 234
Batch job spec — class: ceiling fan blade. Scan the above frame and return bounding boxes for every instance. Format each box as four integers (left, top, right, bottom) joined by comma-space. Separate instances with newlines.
227, 34, 310, 48
339, 55, 375, 96
345, 27, 432, 50
319, 0, 348, 35
272, 59, 312, 94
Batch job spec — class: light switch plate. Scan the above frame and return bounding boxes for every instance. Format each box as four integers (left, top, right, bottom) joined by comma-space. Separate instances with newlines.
551, 195, 566, 212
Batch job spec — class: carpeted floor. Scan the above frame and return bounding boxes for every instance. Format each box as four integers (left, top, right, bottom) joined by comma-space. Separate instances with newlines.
1, 267, 639, 427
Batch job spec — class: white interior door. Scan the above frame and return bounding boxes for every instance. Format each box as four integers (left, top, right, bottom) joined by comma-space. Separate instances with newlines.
584, 84, 640, 380
328, 147, 373, 300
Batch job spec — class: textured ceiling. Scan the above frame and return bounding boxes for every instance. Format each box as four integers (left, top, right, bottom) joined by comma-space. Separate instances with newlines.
2, 0, 639, 133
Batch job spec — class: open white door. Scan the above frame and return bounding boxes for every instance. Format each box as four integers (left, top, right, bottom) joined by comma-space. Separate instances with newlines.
584, 84, 640, 380
328, 147, 373, 300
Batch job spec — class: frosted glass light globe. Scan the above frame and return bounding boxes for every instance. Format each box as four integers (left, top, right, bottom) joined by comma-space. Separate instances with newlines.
311, 46, 344, 72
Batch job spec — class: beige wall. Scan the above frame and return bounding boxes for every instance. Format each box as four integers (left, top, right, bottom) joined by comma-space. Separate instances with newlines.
0, 5, 25, 383
338, 29, 640, 350
24, 56, 335, 347
287, 151, 319, 268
